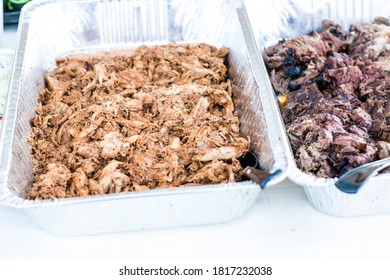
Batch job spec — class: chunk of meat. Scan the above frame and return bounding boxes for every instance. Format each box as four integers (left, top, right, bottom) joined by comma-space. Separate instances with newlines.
99, 132, 130, 159
29, 163, 71, 199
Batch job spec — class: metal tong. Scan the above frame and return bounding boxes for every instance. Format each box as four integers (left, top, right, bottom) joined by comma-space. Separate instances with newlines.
240, 152, 282, 189
335, 157, 390, 194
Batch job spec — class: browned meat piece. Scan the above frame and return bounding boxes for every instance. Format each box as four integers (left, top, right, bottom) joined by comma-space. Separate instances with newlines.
283, 85, 325, 125
265, 20, 390, 178
28, 43, 248, 200
28, 163, 71, 199
377, 141, 390, 159
348, 20, 390, 72
327, 66, 363, 87
324, 52, 354, 69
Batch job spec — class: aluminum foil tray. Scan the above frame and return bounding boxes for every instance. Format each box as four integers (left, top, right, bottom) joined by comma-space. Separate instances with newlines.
0, 0, 290, 235
243, 0, 390, 216
0, 49, 14, 133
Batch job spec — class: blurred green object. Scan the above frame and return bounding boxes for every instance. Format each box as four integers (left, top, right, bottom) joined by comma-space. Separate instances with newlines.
6, 0, 31, 12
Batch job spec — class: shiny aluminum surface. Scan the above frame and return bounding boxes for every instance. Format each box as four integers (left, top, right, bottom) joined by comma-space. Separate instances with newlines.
336, 158, 390, 194
245, 0, 390, 216
0, 49, 14, 133
0, 0, 290, 235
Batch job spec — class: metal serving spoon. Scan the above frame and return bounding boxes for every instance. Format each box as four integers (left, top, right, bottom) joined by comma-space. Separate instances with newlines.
335, 157, 390, 194
240, 152, 282, 189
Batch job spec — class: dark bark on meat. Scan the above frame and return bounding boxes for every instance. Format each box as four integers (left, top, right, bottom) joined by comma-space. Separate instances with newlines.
265, 20, 390, 178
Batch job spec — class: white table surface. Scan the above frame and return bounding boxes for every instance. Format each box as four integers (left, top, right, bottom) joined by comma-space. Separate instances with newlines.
1, 24, 390, 261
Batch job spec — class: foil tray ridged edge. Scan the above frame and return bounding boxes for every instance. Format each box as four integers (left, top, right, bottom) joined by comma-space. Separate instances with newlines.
0, 0, 276, 235
242, 0, 390, 216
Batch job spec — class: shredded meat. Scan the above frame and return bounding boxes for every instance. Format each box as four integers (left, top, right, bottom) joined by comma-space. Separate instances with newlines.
264, 19, 390, 178
28, 43, 248, 200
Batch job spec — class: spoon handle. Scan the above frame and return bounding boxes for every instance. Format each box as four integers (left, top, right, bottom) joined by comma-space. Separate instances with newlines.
335, 158, 390, 194
242, 167, 282, 189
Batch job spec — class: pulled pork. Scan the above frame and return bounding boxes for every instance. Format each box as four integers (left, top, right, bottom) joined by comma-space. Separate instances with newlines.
28, 43, 248, 200
264, 18, 390, 178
